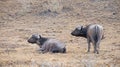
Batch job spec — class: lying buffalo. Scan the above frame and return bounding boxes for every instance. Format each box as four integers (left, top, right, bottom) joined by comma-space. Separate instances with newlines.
28, 34, 66, 53
71, 24, 104, 54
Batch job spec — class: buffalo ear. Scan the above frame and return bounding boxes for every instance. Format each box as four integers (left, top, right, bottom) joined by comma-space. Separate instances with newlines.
39, 35, 41, 39
81, 26, 83, 30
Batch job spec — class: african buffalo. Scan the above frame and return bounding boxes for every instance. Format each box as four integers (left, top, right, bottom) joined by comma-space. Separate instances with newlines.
71, 24, 104, 54
28, 34, 66, 53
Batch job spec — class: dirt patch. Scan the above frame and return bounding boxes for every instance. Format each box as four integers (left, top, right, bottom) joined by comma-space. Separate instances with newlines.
0, 0, 120, 67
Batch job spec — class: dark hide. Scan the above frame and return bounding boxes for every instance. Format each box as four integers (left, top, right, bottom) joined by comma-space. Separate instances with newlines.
71, 26, 87, 38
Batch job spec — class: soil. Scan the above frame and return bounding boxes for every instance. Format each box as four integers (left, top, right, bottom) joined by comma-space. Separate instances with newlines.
0, 0, 120, 67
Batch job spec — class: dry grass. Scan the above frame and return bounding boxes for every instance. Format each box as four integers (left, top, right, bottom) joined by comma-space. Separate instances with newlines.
0, 0, 120, 67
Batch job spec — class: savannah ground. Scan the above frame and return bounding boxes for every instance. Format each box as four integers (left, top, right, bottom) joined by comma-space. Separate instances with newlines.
0, 0, 120, 67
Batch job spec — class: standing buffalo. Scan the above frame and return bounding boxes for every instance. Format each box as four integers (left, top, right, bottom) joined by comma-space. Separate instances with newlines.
28, 34, 66, 53
71, 24, 104, 54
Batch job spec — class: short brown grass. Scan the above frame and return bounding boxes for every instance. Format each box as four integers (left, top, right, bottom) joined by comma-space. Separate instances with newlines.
0, 0, 120, 67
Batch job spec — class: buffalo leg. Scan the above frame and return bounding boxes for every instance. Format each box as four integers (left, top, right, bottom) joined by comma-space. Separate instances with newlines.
41, 44, 48, 54
87, 37, 91, 52
52, 49, 59, 53
94, 44, 97, 53
96, 41, 101, 54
